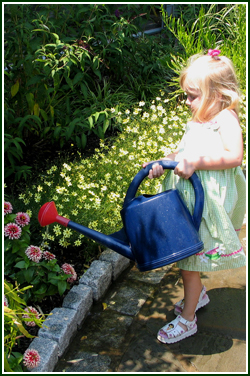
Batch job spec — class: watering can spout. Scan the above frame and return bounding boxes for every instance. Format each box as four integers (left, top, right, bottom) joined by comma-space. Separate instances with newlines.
38, 202, 135, 261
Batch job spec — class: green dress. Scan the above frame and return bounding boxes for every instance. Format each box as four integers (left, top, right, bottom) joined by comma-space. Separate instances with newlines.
159, 111, 246, 272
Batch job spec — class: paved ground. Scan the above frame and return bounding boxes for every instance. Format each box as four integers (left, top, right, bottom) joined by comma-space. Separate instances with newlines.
55, 227, 247, 373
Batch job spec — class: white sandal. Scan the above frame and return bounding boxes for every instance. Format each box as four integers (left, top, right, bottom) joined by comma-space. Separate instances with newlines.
157, 314, 197, 344
174, 285, 210, 316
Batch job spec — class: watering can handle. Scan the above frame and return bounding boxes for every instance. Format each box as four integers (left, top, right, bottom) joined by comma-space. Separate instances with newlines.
123, 160, 204, 231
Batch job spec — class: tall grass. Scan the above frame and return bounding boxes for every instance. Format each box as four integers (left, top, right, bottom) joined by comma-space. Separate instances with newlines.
161, 4, 246, 96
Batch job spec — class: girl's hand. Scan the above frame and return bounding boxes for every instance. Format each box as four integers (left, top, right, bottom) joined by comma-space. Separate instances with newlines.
142, 161, 164, 179
174, 158, 196, 179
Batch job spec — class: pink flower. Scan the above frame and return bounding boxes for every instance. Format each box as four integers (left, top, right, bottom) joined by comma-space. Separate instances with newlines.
23, 348, 41, 369
4, 201, 13, 215
4, 223, 22, 239
4, 295, 9, 307
207, 49, 221, 58
43, 251, 56, 261
61, 263, 77, 283
22, 306, 40, 327
15, 212, 30, 227
25, 246, 43, 263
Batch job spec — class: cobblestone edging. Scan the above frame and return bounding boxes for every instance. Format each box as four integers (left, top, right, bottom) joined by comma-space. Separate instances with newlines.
27, 249, 131, 372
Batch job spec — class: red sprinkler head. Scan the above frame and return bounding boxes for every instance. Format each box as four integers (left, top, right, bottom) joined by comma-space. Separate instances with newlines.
38, 201, 70, 227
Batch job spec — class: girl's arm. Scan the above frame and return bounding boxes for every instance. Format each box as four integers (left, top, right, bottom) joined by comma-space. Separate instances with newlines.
175, 111, 244, 179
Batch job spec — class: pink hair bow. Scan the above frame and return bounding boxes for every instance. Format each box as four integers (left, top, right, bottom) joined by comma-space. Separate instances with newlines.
207, 49, 221, 59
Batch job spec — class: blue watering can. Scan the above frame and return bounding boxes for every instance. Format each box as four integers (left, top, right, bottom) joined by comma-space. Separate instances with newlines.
38, 161, 204, 271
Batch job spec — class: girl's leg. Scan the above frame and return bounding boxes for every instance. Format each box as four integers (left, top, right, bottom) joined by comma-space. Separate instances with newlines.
157, 270, 203, 343
180, 269, 202, 323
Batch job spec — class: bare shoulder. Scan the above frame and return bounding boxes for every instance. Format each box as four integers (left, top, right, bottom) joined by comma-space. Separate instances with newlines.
217, 109, 242, 133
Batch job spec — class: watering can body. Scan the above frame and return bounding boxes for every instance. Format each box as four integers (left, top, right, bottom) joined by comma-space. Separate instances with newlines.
121, 189, 203, 271
38, 161, 204, 272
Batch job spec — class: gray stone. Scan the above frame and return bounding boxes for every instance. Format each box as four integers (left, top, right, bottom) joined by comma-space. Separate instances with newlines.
99, 248, 131, 280
105, 282, 155, 316
26, 337, 59, 372
79, 260, 112, 301
62, 284, 93, 328
60, 351, 111, 372
127, 264, 172, 284
38, 307, 78, 356
77, 310, 134, 349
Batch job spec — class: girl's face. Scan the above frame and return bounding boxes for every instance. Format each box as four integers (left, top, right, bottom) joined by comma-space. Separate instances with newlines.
185, 90, 201, 114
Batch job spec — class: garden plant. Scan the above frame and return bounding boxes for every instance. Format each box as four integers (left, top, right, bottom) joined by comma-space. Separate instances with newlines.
4, 3, 246, 372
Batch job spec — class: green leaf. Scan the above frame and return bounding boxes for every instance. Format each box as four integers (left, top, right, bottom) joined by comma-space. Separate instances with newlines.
64, 75, 73, 90
33, 283, 47, 295
54, 126, 62, 138
81, 133, 87, 149
65, 122, 75, 140
12, 241, 21, 254
4, 240, 12, 252
58, 280, 67, 296
93, 69, 102, 80
50, 105, 54, 118
23, 268, 35, 283
11, 81, 19, 97
73, 72, 84, 85
26, 75, 43, 86
4, 352, 13, 372
14, 260, 27, 269
44, 43, 57, 48
88, 116, 93, 128
75, 136, 81, 148
40, 109, 48, 121
103, 119, 110, 133
33, 103, 40, 116
26, 93, 35, 112
80, 83, 88, 99
19, 115, 42, 131
94, 112, 100, 122
46, 284, 58, 296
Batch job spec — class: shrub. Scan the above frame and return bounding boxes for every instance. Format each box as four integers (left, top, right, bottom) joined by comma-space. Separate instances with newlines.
4, 203, 77, 302
4, 280, 45, 372
4, 4, 171, 181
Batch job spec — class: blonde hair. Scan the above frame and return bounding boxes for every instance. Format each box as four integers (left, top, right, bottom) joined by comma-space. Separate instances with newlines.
179, 53, 240, 122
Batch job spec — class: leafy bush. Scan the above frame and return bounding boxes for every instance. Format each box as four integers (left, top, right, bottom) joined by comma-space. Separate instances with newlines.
4, 4, 171, 181
4, 202, 77, 302
4, 280, 45, 372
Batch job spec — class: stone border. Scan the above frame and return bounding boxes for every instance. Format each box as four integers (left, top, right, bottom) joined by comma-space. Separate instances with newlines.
27, 249, 131, 372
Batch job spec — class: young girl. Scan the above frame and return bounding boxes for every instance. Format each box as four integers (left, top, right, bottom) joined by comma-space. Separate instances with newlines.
143, 49, 246, 344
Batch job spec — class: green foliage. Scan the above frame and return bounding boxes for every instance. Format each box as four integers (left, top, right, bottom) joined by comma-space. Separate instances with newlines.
4, 4, 171, 181
4, 207, 76, 302
4, 280, 45, 372
160, 4, 246, 97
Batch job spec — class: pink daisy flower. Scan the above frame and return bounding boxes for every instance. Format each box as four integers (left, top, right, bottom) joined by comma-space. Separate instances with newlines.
4, 223, 22, 240
43, 251, 56, 261
4, 295, 9, 307
61, 263, 77, 283
25, 246, 42, 263
22, 306, 40, 327
4, 201, 13, 215
23, 348, 41, 369
15, 212, 30, 227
